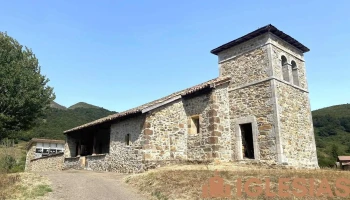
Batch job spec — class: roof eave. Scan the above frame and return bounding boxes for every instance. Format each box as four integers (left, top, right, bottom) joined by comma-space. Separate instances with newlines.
210, 24, 309, 55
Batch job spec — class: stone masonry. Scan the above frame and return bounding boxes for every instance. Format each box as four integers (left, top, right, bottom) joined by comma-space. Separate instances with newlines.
63, 24, 319, 173
29, 153, 64, 172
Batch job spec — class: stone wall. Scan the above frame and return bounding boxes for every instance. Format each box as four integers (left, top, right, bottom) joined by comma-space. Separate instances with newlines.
86, 155, 107, 171
219, 35, 270, 88
143, 88, 231, 162
104, 115, 145, 173
218, 34, 268, 63
29, 153, 64, 172
64, 157, 81, 170
65, 135, 76, 158
228, 82, 276, 162
276, 82, 318, 168
25, 145, 36, 171
143, 99, 186, 161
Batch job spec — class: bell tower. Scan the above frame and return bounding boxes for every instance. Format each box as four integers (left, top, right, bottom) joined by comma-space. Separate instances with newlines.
210, 25, 318, 168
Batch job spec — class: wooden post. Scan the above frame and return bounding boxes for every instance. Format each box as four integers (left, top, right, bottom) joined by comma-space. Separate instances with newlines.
92, 134, 96, 155
77, 140, 81, 157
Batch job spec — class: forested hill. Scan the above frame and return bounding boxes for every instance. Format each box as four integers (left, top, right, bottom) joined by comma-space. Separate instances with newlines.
313, 104, 350, 167
18, 102, 116, 141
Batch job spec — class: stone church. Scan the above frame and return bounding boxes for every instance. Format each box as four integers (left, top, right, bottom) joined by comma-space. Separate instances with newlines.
63, 24, 319, 172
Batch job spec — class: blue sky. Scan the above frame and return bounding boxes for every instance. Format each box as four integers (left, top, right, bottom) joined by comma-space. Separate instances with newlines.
1, 0, 349, 112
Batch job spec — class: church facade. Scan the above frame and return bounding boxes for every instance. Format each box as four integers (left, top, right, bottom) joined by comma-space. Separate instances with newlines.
63, 24, 319, 172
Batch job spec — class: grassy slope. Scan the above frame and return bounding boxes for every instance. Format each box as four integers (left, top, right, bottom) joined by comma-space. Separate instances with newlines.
0, 172, 52, 199
127, 164, 350, 200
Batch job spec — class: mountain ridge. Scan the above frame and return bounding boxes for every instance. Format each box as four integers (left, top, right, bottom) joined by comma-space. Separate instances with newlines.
19, 102, 117, 141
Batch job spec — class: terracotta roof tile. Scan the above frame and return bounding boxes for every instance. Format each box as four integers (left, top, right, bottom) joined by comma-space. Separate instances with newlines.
338, 156, 350, 161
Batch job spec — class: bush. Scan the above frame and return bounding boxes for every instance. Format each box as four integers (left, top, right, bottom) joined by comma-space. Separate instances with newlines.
0, 155, 16, 173
318, 158, 336, 168
9, 155, 26, 173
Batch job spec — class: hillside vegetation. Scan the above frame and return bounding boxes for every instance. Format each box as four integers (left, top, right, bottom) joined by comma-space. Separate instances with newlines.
17, 102, 116, 141
312, 104, 350, 167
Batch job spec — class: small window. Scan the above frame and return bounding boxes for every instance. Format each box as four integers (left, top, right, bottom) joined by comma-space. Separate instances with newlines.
194, 118, 200, 134
188, 115, 200, 134
42, 148, 49, 156
281, 56, 289, 82
125, 134, 130, 146
49, 149, 57, 154
291, 61, 299, 86
281, 56, 287, 66
35, 148, 43, 153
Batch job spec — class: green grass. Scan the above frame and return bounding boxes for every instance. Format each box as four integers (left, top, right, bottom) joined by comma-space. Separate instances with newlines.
20, 184, 53, 199
33, 184, 53, 196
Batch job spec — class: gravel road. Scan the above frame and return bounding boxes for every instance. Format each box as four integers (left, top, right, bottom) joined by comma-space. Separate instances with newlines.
39, 170, 147, 200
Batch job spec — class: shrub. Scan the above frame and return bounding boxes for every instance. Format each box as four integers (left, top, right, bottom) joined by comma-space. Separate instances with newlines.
0, 155, 16, 173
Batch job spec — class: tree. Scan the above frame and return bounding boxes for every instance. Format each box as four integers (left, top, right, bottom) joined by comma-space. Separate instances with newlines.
331, 144, 339, 160
0, 32, 55, 139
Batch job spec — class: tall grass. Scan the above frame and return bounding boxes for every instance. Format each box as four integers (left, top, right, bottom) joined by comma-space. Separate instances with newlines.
0, 173, 20, 200
0, 138, 25, 173
0, 139, 25, 199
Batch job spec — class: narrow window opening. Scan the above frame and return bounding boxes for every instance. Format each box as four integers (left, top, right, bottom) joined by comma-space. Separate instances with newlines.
194, 117, 200, 134
125, 134, 130, 146
240, 123, 254, 159
281, 56, 290, 82
291, 61, 299, 86
189, 115, 200, 134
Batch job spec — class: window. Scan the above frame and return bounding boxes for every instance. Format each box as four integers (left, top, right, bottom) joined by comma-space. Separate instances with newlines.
42, 148, 49, 156
125, 134, 130, 146
35, 148, 43, 153
291, 61, 299, 86
188, 115, 200, 134
281, 55, 287, 66
49, 149, 57, 154
281, 56, 290, 82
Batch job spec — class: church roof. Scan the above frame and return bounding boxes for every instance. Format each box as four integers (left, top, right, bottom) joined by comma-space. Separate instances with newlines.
64, 76, 230, 134
210, 24, 310, 55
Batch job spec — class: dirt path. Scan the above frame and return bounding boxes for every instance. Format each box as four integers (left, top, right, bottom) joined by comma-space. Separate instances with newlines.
39, 170, 147, 200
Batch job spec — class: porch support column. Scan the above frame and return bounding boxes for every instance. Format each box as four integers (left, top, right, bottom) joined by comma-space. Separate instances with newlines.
77, 139, 81, 157
92, 134, 96, 155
